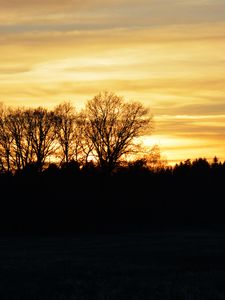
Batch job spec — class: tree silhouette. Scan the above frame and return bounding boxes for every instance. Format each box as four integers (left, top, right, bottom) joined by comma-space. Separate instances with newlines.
7, 108, 34, 171
145, 144, 167, 172
54, 102, 79, 164
54, 103, 93, 166
25, 107, 57, 171
83, 91, 152, 174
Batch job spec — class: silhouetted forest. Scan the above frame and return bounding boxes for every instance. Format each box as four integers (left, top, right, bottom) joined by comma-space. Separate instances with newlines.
0, 93, 224, 234
0, 156, 224, 234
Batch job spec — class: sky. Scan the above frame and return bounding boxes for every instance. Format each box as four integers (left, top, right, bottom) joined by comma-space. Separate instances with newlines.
0, 0, 225, 164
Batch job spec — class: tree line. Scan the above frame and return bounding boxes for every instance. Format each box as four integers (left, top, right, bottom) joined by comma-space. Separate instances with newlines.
0, 91, 225, 233
0, 148, 224, 234
0, 91, 152, 175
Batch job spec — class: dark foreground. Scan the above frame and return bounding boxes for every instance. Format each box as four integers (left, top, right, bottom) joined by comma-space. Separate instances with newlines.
1, 228, 225, 299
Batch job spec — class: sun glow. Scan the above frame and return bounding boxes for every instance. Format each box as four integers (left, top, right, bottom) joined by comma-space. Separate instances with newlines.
141, 132, 225, 166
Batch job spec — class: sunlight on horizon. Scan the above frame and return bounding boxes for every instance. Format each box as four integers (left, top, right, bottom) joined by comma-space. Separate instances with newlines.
141, 134, 225, 166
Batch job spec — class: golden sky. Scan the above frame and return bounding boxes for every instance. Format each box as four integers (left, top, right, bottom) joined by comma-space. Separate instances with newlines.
1, 0, 225, 164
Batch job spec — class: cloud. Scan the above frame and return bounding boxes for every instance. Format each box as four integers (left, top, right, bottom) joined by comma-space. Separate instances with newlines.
0, 0, 225, 30
155, 113, 225, 134
0, 66, 31, 74
0, 22, 224, 116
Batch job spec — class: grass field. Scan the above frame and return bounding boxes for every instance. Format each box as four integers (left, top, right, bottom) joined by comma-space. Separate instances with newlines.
0, 227, 225, 299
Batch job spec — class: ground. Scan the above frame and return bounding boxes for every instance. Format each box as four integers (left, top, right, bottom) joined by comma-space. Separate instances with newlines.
0, 227, 225, 299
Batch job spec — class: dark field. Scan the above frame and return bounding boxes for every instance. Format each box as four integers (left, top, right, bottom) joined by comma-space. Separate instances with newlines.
1, 228, 225, 299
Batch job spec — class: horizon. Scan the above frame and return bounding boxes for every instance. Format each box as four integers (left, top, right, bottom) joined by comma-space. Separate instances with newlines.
1, 0, 225, 164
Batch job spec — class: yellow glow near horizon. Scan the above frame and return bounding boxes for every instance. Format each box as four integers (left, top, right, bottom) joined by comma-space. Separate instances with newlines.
141, 134, 224, 165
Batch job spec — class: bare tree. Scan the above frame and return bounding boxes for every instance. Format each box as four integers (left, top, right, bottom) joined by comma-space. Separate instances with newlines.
54, 102, 78, 164
0, 104, 13, 172
6, 108, 34, 171
145, 144, 167, 171
83, 91, 152, 173
75, 112, 94, 166
25, 107, 57, 171
54, 102, 92, 165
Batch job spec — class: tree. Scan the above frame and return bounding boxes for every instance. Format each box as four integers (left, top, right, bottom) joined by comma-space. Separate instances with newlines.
54, 102, 78, 164
145, 144, 167, 172
6, 108, 34, 171
0, 104, 13, 172
25, 107, 57, 171
83, 91, 152, 173
54, 102, 93, 165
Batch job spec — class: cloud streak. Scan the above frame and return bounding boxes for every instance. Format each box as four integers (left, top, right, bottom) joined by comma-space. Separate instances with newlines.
1, 0, 225, 29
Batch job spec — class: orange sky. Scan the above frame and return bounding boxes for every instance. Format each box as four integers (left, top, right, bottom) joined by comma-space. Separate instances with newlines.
1, 0, 225, 164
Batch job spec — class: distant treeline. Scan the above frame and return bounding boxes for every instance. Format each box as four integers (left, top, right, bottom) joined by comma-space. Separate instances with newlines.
0, 156, 224, 234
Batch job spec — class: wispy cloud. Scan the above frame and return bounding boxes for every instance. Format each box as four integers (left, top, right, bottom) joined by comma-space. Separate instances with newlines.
0, 0, 225, 29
